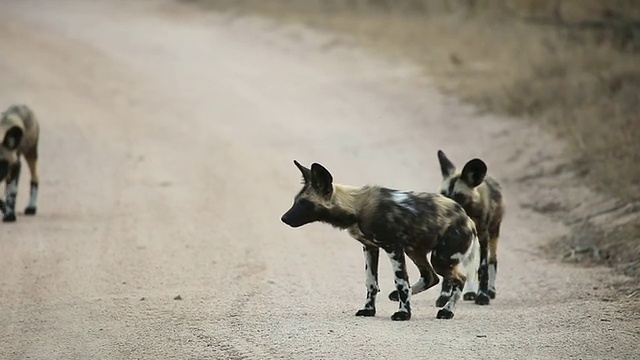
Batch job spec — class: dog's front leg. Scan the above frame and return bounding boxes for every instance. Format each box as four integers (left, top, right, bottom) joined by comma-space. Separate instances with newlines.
3, 160, 21, 222
386, 247, 411, 321
355, 246, 380, 317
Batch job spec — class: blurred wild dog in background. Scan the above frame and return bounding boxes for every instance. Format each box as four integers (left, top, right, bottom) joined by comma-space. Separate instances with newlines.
0, 104, 40, 222
436, 150, 505, 306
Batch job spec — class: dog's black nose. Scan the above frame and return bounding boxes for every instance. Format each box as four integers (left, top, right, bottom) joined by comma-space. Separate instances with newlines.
281, 214, 289, 224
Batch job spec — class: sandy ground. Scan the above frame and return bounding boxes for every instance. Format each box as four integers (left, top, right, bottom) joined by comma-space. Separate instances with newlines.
0, 0, 638, 359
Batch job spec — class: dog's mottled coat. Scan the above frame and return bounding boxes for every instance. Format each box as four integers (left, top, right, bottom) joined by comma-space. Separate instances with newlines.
436, 150, 505, 306
0, 104, 40, 222
281, 160, 480, 320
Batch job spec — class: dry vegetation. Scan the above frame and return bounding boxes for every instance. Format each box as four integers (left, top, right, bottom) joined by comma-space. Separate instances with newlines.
184, 0, 639, 283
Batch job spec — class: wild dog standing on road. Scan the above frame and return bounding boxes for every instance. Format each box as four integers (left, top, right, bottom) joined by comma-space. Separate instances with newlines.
0, 104, 40, 222
281, 160, 480, 320
436, 150, 505, 306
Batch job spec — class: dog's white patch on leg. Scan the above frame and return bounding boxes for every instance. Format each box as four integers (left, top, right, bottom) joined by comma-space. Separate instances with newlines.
440, 289, 452, 298
387, 251, 411, 313
365, 268, 379, 294
488, 263, 497, 293
363, 255, 379, 310
453, 234, 481, 292
360, 248, 379, 312
463, 277, 477, 294
443, 285, 462, 313
442, 262, 467, 315
28, 186, 38, 209
5, 180, 18, 215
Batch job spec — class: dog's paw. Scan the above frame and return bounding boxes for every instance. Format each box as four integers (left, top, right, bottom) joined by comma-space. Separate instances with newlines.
475, 292, 490, 306
463, 292, 476, 301
391, 311, 411, 321
488, 289, 496, 299
355, 308, 376, 317
436, 309, 454, 319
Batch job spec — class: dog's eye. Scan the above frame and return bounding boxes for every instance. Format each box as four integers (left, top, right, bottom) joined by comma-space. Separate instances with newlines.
296, 198, 314, 209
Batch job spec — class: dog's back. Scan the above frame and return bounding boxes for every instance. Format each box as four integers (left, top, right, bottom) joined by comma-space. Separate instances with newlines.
354, 187, 476, 254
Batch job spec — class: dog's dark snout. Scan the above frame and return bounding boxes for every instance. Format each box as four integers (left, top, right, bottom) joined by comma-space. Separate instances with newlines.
281, 214, 289, 224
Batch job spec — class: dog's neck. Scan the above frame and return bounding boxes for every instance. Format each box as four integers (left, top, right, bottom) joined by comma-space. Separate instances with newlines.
319, 184, 376, 230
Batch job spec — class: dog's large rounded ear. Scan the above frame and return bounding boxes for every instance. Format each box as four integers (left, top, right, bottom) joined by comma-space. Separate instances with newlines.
460, 158, 487, 188
310, 163, 333, 196
437, 150, 456, 178
293, 160, 311, 184
2, 126, 23, 150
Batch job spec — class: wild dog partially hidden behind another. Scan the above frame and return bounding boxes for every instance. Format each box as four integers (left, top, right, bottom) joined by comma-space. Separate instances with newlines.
0, 104, 40, 222
281, 160, 480, 320
436, 150, 505, 306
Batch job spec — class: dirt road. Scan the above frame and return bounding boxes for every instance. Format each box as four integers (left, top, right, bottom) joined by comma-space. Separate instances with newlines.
0, 0, 637, 359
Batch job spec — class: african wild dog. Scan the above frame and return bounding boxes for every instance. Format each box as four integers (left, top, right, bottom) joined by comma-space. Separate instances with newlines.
0, 104, 40, 222
281, 160, 480, 320
435, 150, 505, 306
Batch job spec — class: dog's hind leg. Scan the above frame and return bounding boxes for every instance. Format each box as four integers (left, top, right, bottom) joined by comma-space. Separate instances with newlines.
488, 222, 501, 299
435, 241, 456, 307
462, 236, 480, 301
475, 234, 491, 305
3, 158, 21, 222
355, 246, 380, 317
462, 272, 478, 301
389, 248, 439, 301
433, 262, 465, 320
432, 229, 479, 319
432, 250, 469, 319
24, 149, 38, 215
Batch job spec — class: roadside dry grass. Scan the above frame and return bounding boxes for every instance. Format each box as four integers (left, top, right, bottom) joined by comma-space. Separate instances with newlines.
182, 0, 640, 283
